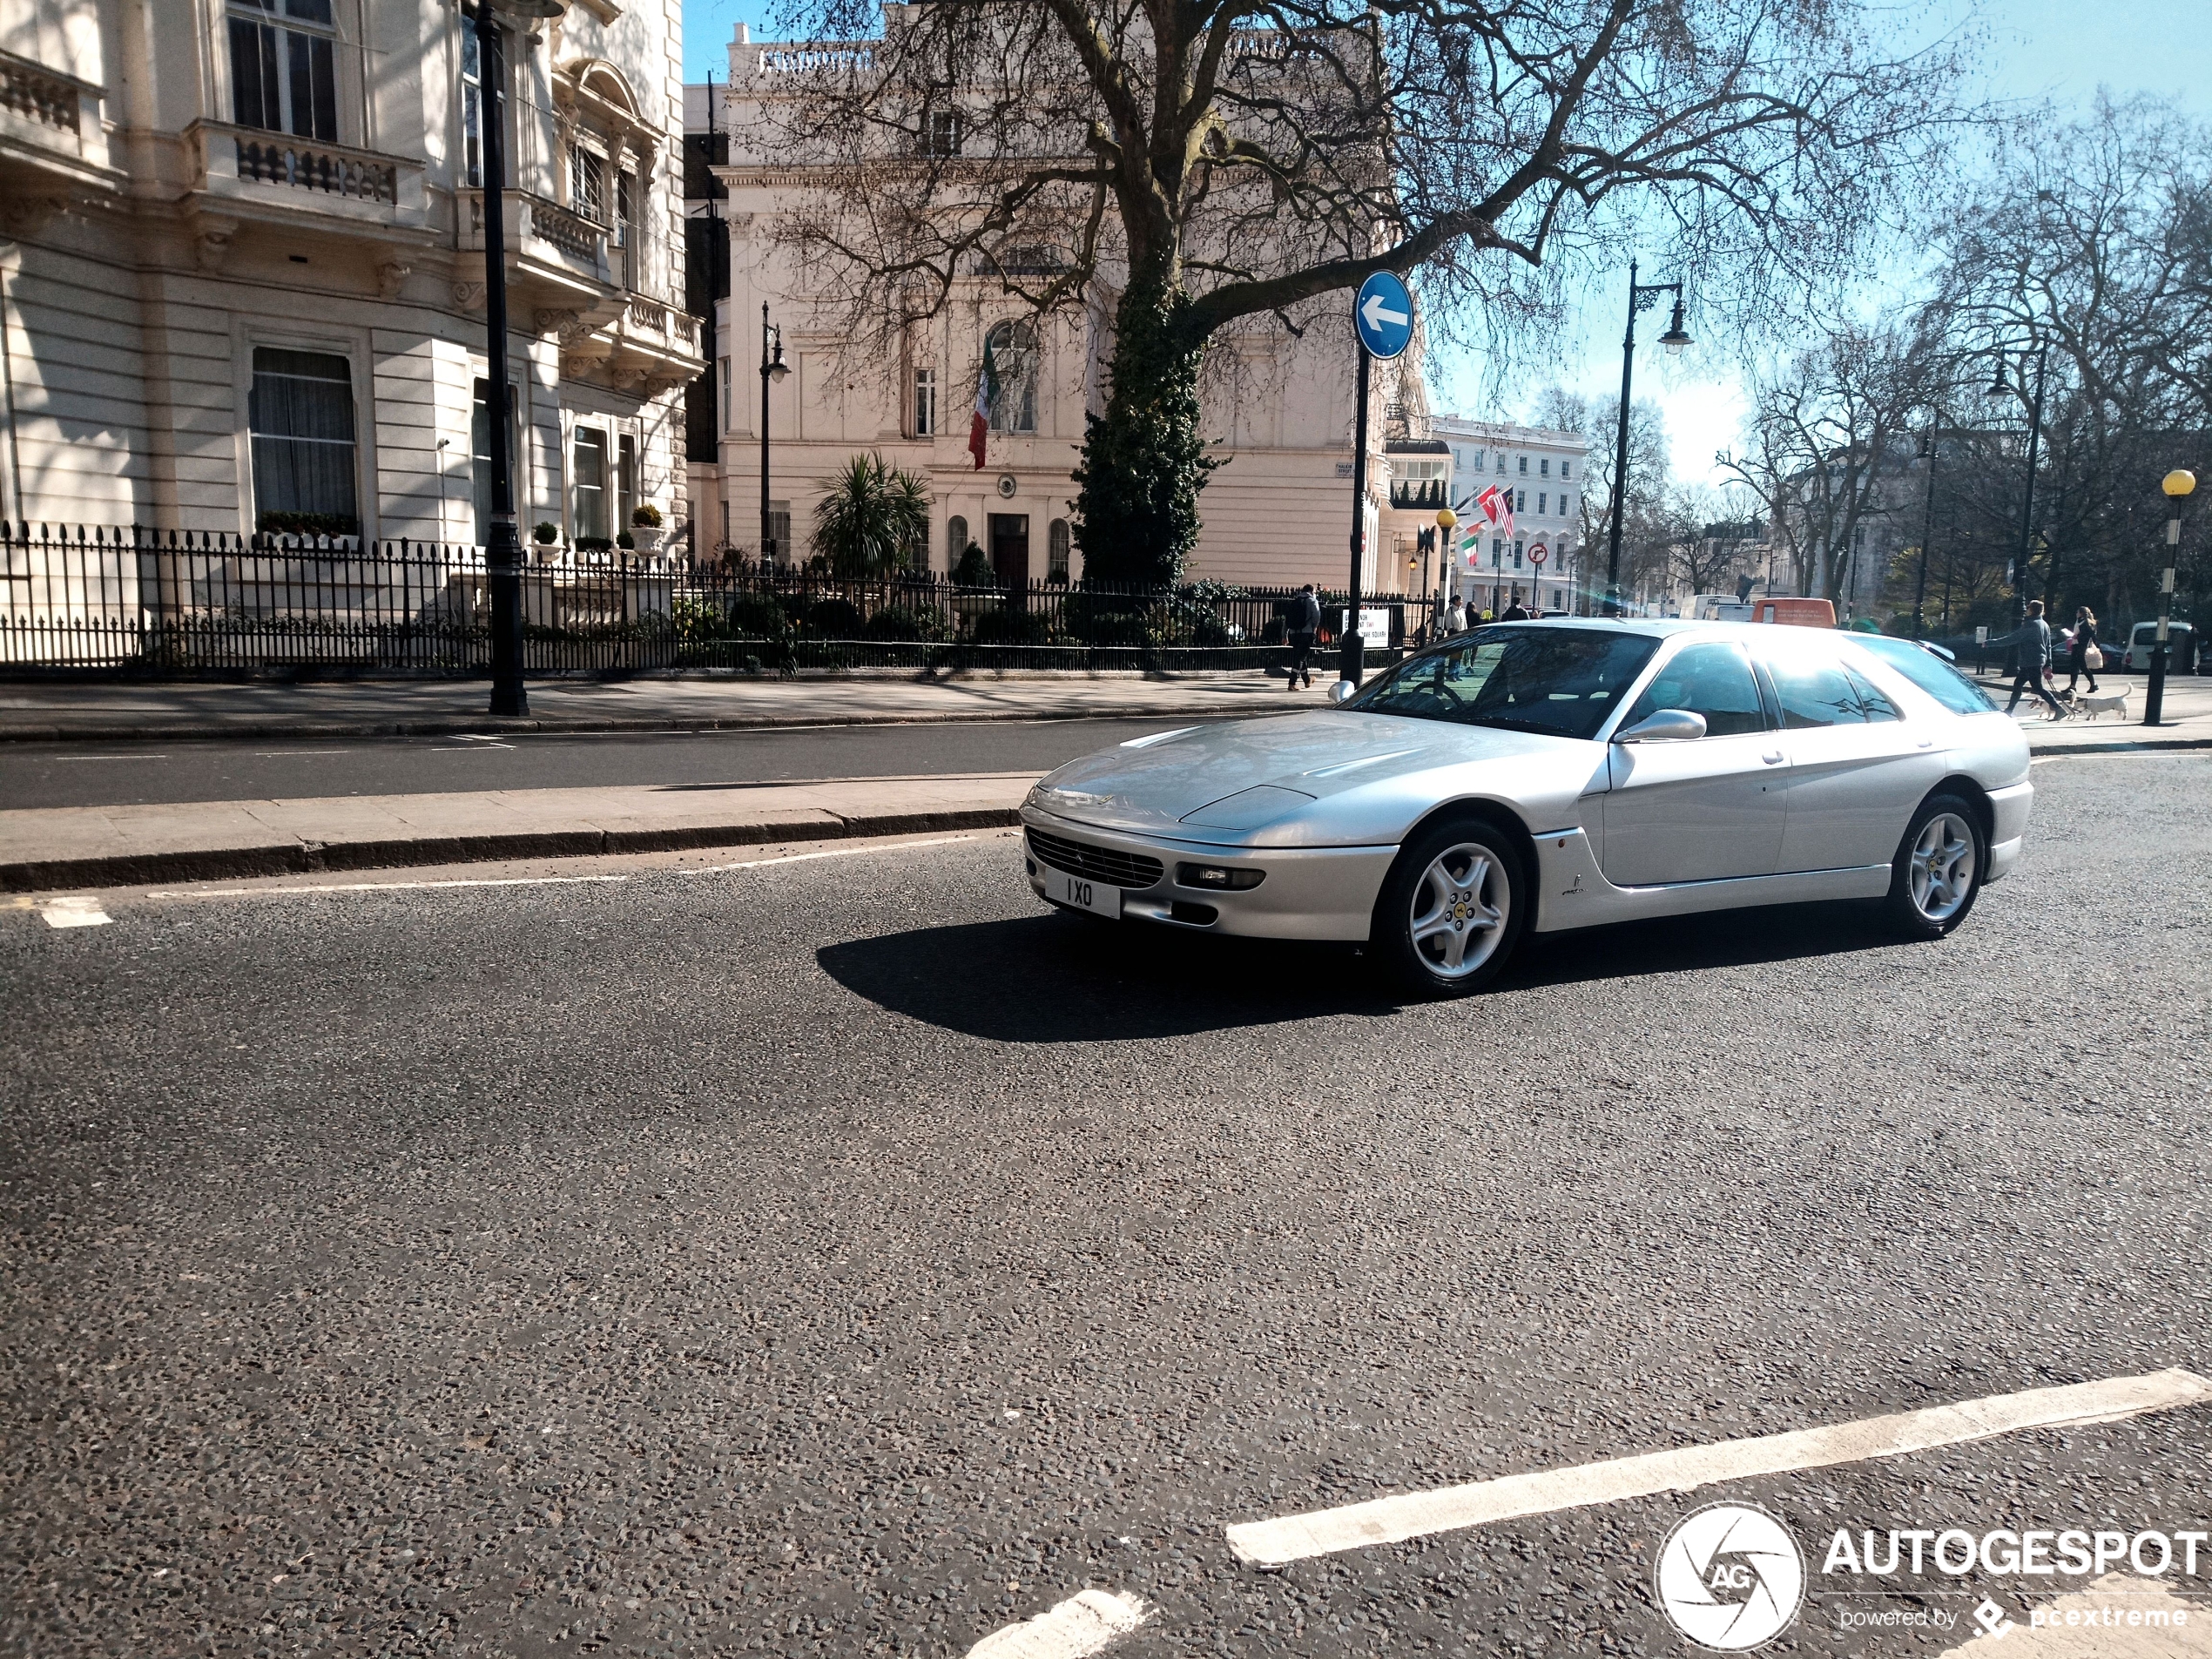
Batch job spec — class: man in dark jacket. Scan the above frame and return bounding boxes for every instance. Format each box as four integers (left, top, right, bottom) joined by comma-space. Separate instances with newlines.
1500, 596, 1530, 624
1285, 583, 1321, 690
1988, 600, 2067, 718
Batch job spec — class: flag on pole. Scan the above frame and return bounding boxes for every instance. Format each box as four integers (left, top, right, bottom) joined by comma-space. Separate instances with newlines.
968, 337, 998, 470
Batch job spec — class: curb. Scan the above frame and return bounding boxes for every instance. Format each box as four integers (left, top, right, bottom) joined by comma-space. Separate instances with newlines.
2025, 736, 2212, 757
0, 701, 1279, 746
0, 806, 1021, 894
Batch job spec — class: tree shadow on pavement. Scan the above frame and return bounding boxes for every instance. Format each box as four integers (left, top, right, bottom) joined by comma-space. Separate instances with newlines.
817, 914, 1392, 1042
820, 900, 1906, 1042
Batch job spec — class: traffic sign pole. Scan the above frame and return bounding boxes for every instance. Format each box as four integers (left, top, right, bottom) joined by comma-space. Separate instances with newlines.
1343, 339, 1371, 687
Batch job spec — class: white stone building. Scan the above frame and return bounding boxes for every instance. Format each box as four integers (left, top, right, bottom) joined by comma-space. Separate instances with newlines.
686, 22, 1435, 594
1431, 415, 1587, 614
0, 0, 699, 542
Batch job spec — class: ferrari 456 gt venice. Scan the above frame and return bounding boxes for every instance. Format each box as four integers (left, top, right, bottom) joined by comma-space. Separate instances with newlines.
1020, 621, 2033, 994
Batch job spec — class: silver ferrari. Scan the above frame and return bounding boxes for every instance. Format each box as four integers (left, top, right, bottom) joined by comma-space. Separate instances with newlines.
1021, 619, 2033, 994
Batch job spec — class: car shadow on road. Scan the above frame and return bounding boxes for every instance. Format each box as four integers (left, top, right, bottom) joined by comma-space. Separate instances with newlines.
816, 914, 1390, 1042
818, 900, 1905, 1042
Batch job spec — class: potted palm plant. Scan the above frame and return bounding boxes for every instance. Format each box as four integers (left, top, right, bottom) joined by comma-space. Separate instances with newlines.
809, 453, 932, 577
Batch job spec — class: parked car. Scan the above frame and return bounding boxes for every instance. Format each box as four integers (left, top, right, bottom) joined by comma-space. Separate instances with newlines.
2121, 621, 2197, 672
1021, 619, 2032, 994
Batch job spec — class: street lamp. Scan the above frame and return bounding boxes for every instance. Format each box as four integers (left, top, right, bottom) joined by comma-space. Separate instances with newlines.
1433, 505, 1455, 627
2147, 469, 2194, 725
470, 0, 563, 718
759, 305, 790, 567
1986, 333, 2050, 628
1605, 260, 1690, 617
1911, 419, 1942, 640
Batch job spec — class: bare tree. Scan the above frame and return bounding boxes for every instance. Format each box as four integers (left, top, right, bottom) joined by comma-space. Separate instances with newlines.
747, 0, 1966, 581
1532, 384, 1669, 607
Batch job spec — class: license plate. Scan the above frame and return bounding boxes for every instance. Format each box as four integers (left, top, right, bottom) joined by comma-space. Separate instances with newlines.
1045, 867, 1120, 918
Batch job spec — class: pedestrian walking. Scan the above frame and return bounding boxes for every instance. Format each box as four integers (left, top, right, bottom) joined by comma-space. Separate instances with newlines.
2064, 606, 2102, 693
1443, 596, 1467, 634
1988, 601, 2067, 719
1285, 583, 1321, 690
1501, 597, 1530, 624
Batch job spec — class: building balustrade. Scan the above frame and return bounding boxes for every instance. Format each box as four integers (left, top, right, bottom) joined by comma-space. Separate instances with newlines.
190, 121, 425, 225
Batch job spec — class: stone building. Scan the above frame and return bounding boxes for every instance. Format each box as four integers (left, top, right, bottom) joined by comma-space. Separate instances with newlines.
1430, 416, 1587, 614
685, 20, 1435, 593
0, 0, 699, 541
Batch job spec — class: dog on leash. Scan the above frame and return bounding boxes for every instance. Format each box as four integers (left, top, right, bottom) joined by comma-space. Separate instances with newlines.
2073, 685, 2129, 721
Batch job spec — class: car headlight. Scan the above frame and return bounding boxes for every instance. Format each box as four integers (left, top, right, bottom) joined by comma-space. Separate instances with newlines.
1177, 862, 1264, 891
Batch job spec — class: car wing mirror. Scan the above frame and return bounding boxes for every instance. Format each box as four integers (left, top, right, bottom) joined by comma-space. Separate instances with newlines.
1328, 678, 1359, 705
1613, 709, 1707, 743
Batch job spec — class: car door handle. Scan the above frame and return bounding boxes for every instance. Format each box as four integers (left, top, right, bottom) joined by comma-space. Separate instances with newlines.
1916, 739, 1936, 750
1762, 751, 1784, 765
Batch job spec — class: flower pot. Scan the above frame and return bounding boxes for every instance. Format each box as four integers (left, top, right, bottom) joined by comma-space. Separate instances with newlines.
632, 526, 664, 555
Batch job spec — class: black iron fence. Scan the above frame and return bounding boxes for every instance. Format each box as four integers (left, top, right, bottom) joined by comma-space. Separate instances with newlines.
0, 524, 1438, 678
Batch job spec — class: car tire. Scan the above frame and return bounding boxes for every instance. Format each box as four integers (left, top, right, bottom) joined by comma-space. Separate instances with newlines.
1884, 792, 1987, 940
1372, 814, 1528, 996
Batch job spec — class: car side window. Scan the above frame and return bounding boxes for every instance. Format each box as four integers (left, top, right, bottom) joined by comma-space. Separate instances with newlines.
1845, 666, 1902, 722
1851, 636, 2000, 715
1764, 653, 1866, 728
1621, 643, 1768, 737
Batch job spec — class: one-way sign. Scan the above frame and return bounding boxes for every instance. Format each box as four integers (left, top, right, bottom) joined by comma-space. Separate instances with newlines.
1354, 271, 1413, 360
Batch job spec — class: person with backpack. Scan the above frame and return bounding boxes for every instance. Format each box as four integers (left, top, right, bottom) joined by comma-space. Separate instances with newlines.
1987, 600, 2067, 719
1285, 583, 1322, 690
2064, 606, 2102, 693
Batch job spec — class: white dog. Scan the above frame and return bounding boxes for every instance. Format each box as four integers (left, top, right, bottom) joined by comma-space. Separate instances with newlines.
2074, 686, 2129, 722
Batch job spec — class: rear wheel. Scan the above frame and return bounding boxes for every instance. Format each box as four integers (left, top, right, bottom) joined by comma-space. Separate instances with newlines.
1372, 816, 1527, 996
1884, 793, 1986, 939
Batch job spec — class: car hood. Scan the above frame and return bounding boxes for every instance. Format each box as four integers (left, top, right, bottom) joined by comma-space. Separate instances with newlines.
1026, 710, 1598, 846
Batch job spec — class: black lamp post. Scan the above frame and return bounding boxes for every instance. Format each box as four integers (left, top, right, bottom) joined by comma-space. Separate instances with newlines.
1987, 335, 2049, 630
1911, 417, 1942, 640
1603, 260, 1690, 617
470, 0, 562, 719
759, 306, 789, 566
2148, 469, 2195, 725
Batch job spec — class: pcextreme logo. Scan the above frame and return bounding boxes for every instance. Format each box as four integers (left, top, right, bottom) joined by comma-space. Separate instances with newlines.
1656, 1502, 1808, 1651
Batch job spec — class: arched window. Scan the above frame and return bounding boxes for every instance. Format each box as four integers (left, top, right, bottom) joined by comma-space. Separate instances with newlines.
984, 320, 1037, 435
947, 515, 968, 570
1048, 517, 1070, 581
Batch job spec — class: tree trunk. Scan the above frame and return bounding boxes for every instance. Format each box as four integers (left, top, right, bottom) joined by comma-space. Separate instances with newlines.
1071, 273, 1217, 586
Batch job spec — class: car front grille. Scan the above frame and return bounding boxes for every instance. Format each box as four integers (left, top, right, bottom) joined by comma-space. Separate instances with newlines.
1026, 827, 1163, 891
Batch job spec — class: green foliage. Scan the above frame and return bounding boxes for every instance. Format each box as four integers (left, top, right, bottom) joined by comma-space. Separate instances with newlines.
864, 604, 948, 642
804, 597, 865, 636
1072, 278, 1217, 586
532, 522, 559, 543
968, 604, 1053, 644
631, 502, 664, 528
952, 542, 992, 587
256, 510, 358, 537
810, 452, 934, 577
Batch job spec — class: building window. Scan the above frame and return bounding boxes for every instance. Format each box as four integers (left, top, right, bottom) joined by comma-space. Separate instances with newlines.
460, 24, 482, 186
573, 426, 609, 542
948, 514, 969, 568
248, 347, 356, 530
922, 109, 963, 158
1517, 455, 1528, 474
913, 367, 937, 436
617, 432, 637, 536
229, 0, 339, 142
1514, 541, 1524, 568
1560, 460, 1570, 479
765, 499, 791, 563
1495, 454, 1507, 475
471, 377, 493, 543
1540, 457, 1550, 477
570, 144, 605, 223
1538, 492, 1547, 515
718, 355, 731, 432
613, 168, 637, 283
1562, 492, 1571, 516
985, 320, 1037, 435
1048, 517, 1070, 581
719, 500, 731, 550
1491, 537, 1502, 565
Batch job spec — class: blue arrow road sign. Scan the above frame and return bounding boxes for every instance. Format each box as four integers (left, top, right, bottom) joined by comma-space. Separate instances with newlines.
1354, 271, 1413, 360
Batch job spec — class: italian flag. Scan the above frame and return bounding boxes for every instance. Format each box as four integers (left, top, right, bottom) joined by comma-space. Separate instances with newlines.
968, 335, 997, 470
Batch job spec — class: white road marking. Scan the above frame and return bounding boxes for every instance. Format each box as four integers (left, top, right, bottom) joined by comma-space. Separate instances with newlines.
37, 894, 113, 927
52, 753, 168, 761
2033, 751, 2209, 764
145, 875, 631, 900
676, 835, 977, 875
1224, 1369, 2212, 1568
964, 1589, 1151, 1658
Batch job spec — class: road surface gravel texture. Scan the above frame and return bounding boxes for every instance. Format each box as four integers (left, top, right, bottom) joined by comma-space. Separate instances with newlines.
3, 754, 2209, 1657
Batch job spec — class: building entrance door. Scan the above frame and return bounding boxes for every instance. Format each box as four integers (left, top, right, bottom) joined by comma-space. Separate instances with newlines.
988, 513, 1029, 588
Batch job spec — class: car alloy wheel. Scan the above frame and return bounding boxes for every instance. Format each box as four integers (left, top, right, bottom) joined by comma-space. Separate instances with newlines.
1885, 792, 1986, 939
1377, 817, 1527, 995
1907, 812, 1977, 924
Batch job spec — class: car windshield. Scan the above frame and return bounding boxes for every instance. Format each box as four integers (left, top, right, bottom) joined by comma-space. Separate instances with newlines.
1346, 627, 1662, 739
1853, 635, 2000, 716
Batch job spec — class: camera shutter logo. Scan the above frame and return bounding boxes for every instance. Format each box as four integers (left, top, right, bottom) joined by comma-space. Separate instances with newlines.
1655, 1502, 1805, 1651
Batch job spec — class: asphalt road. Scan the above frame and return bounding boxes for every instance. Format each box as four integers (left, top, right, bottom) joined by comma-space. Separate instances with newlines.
0, 718, 1230, 811
5, 752, 2210, 1658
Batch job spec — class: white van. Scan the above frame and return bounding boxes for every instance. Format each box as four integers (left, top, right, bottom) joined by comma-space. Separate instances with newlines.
2121, 621, 2196, 671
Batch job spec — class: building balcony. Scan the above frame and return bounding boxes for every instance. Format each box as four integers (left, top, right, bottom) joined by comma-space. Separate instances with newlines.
0, 48, 117, 206
557, 291, 706, 394
187, 120, 428, 239
458, 186, 615, 307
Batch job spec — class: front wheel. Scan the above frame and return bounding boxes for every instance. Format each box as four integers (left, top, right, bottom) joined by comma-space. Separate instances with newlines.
1372, 816, 1527, 996
1884, 793, 1986, 940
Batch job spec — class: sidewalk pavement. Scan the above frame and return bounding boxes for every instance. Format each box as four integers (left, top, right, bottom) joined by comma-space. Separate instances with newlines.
3, 671, 2204, 894
1973, 670, 2212, 755
0, 672, 1316, 744
0, 772, 1041, 892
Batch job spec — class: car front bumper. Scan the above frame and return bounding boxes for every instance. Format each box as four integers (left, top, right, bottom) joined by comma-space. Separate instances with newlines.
1019, 806, 1395, 941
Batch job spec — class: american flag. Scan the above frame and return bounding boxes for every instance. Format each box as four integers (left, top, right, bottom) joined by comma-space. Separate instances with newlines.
1476, 484, 1515, 539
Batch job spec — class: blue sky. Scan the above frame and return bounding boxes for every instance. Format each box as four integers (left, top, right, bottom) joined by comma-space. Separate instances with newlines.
681, 1, 2212, 485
